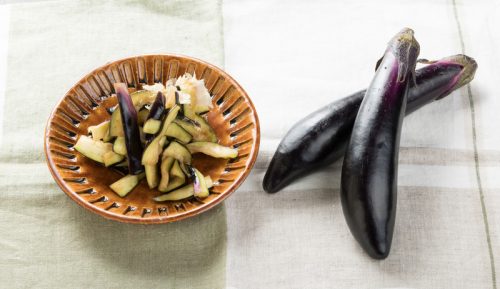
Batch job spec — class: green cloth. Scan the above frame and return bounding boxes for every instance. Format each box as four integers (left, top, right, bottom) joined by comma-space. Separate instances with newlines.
0, 0, 226, 288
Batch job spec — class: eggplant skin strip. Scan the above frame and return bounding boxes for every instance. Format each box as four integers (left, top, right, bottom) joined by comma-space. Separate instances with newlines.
263, 54, 477, 194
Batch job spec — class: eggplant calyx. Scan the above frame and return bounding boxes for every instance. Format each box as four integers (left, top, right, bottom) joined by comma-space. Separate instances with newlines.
444, 54, 478, 90
386, 28, 420, 84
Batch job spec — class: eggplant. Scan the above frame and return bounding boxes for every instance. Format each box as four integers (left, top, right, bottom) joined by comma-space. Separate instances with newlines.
103, 150, 125, 167
162, 141, 192, 164
153, 175, 213, 202
341, 28, 419, 259
74, 135, 113, 164
165, 160, 186, 192
165, 122, 192, 144
263, 54, 477, 193
113, 137, 127, 155
145, 164, 159, 189
109, 90, 156, 137
88, 121, 111, 142
143, 91, 166, 134
110, 173, 145, 197
187, 165, 209, 198
148, 91, 166, 120
182, 104, 217, 142
186, 142, 238, 159
158, 157, 175, 192
114, 83, 144, 175
137, 109, 149, 125
141, 105, 180, 165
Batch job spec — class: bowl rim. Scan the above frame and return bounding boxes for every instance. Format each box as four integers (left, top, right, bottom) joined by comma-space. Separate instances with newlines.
44, 53, 260, 224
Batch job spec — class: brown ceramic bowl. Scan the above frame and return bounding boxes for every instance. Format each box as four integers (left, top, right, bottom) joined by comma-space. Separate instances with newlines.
44, 54, 260, 224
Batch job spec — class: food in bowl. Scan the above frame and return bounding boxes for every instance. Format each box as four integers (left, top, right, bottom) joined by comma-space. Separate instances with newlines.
74, 73, 238, 201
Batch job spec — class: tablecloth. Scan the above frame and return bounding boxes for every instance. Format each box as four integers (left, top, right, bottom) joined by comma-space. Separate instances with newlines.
0, 0, 498, 288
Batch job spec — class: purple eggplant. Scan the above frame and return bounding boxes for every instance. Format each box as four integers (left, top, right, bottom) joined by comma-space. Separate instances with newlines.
114, 83, 144, 175
263, 54, 477, 193
143, 91, 166, 137
341, 28, 419, 259
148, 91, 166, 120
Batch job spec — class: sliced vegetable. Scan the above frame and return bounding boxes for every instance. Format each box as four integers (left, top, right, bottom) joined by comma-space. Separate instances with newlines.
74, 135, 112, 163
158, 157, 175, 192
115, 160, 128, 167
195, 105, 210, 114
188, 166, 209, 198
142, 135, 167, 165
158, 105, 180, 136
103, 150, 125, 167
186, 142, 238, 159
165, 122, 192, 144
174, 119, 210, 142
114, 83, 144, 175
341, 28, 419, 259
182, 105, 217, 142
154, 175, 213, 202
88, 121, 110, 142
138, 109, 149, 125
109, 90, 156, 137
164, 85, 177, 108
147, 91, 166, 120
165, 160, 186, 192
113, 137, 127, 155
110, 173, 145, 197
143, 119, 162, 134
263, 54, 478, 194
145, 164, 159, 189
162, 141, 192, 164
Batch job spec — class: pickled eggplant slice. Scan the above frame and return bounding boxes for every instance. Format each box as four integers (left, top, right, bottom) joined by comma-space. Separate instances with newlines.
158, 105, 180, 136
143, 119, 161, 134
109, 90, 157, 137
115, 160, 128, 167
195, 105, 210, 114
186, 142, 238, 159
110, 173, 145, 197
103, 150, 125, 167
113, 137, 127, 155
137, 109, 149, 125
187, 165, 209, 198
174, 119, 215, 142
162, 141, 192, 164
182, 105, 217, 142
142, 135, 167, 165
88, 121, 111, 142
115, 83, 144, 175
145, 164, 159, 189
164, 85, 177, 109
147, 91, 166, 121
165, 160, 186, 192
153, 175, 213, 202
165, 122, 192, 144
74, 135, 113, 163
158, 157, 175, 192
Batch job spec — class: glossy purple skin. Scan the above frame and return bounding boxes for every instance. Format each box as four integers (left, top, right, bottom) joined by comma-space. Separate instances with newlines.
263, 55, 476, 194
187, 165, 201, 194
340, 29, 419, 259
115, 83, 144, 175
147, 91, 166, 121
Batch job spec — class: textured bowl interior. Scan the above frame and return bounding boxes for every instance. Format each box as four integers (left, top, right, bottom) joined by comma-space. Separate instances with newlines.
44, 55, 260, 224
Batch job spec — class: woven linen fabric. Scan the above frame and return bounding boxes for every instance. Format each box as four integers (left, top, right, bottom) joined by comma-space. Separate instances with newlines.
0, 1, 227, 288
222, 0, 498, 288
